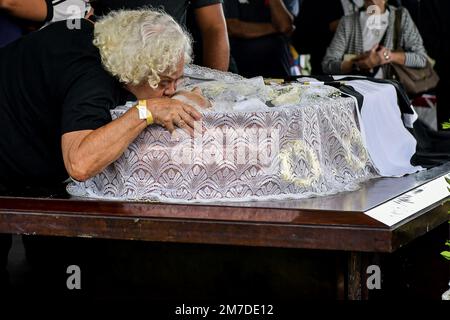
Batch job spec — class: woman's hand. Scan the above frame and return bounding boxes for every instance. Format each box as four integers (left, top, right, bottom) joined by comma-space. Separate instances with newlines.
146, 97, 202, 136
353, 46, 382, 70
171, 87, 212, 110
376, 45, 392, 65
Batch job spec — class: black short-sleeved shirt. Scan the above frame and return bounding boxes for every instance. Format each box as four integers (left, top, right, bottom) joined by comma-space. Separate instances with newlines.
92, 0, 222, 26
0, 19, 131, 185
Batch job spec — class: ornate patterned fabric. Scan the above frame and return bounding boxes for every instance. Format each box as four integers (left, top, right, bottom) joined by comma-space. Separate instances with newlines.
67, 66, 377, 203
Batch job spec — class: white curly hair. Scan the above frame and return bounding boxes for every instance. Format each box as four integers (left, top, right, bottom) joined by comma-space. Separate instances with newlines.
93, 9, 192, 88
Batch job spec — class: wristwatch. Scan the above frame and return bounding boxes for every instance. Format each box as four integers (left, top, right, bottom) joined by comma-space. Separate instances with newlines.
135, 100, 153, 126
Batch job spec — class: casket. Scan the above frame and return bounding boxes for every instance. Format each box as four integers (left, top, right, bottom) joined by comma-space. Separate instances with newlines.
68, 66, 380, 203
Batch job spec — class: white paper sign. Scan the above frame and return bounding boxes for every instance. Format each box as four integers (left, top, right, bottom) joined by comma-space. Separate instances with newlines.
364, 175, 450, 227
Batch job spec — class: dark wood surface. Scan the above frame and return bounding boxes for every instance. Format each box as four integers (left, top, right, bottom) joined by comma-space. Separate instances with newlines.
0, 163, 448, 253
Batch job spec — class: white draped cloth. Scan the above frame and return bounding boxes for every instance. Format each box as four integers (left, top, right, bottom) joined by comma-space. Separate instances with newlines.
331, 77, 422, 177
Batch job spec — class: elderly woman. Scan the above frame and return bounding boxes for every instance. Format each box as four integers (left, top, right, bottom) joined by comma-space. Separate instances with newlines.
322, 0, 427, 78
0, 9, 208, 291
0, 9, 206, 187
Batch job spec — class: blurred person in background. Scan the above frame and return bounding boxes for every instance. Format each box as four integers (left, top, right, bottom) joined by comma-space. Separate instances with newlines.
223, 0, 298, 78
322, 0, 427, 78
292, 0, 364, 75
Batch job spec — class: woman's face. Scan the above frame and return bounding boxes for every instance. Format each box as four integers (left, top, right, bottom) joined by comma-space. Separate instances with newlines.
154, 56, 186, 98
364, 0, 387, 11
128, 56, 185, 100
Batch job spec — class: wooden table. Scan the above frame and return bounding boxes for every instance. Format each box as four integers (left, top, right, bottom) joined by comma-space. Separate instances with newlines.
0, 163, 449, 300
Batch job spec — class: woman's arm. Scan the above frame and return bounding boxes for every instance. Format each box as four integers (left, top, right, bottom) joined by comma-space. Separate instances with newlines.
389, 51, 406, 65
0, 0, 50, 21
398, 8, 427, 68
226, 19, 277, 39
195, 4, 230, 71
226, 0, 294, 39
322, 17, 350, 74
268, 0, 294, 34
61, 98, 201, 182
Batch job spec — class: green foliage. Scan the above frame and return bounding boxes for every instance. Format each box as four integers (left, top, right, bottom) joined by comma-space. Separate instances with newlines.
443, 121, 450, 130
442, 251, 450, 261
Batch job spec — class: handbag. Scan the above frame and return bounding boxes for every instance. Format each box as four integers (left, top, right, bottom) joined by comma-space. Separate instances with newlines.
389, 8, 440, 95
